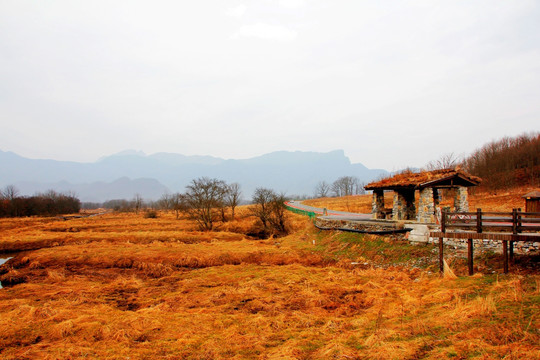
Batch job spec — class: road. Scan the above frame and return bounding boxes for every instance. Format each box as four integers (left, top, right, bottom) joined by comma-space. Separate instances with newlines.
286, 200, 372, 221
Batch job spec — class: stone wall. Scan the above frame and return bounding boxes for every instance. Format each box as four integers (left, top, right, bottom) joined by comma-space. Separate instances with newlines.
427, 237, 539, 254
315, 218, 406, 233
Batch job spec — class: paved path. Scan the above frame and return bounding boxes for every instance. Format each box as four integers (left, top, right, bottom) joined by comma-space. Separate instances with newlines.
286, 200, 372, 221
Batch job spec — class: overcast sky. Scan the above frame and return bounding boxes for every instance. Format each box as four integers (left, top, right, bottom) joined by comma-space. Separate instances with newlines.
1, 1, 539, 171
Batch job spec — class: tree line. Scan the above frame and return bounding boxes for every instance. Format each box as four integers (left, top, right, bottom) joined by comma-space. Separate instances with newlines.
161, 178, 287, 235
462, 132, 540, 189
313, 176, 366, 198
0, 186, 81, 217
96, 178, 288, 236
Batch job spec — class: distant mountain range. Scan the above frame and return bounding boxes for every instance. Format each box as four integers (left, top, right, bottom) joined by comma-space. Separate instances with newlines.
0, 149, 388, 202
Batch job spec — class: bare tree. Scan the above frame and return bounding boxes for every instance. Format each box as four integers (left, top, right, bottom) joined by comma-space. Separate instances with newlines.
158, 193, 173, 212
251, 188, 289, 235
268, 192, 288, 233
332, 176, 361, 197
354, 180, 366, 195
1, 185, 19, 201
224, 183, 242, 220
1, 185, 20, 216
314, 181, 331, 198
170, 193, 188, 220
251, 187, 275, 230
425, 152, 461, 171
158, 192, 188, 219
133, 193, 143, 214
185, 177, 227, 231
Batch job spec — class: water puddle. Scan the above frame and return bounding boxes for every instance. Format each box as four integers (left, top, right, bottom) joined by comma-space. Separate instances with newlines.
0, 257, 13, 289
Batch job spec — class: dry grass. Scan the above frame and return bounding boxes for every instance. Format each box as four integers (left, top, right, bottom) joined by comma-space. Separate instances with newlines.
0, 208, 264, 252
0, 208, 538, 359
303, 194, 382, 214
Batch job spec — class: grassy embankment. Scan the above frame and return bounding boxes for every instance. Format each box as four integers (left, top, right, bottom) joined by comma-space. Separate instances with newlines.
0, 202, 538, 359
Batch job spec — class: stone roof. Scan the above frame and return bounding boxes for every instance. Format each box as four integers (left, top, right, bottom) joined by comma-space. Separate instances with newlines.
365, 168, 482, 190
523, 190, 540, 199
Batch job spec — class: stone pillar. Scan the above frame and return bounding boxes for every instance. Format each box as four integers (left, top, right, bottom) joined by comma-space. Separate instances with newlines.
393, 190, 416, 220
372, 190, 385, 219
404, 190, 416, 220
454, 186, 469, 212
417, 187, 435, 223
392, 192, 404, 220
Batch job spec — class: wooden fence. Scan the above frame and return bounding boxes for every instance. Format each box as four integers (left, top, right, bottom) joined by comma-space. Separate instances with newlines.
441, 208, 540, 234
431, 208, 540, 275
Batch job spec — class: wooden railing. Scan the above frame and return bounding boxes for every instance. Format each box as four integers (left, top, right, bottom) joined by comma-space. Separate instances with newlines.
434, 208, 540, 275
441, 208, 540, 234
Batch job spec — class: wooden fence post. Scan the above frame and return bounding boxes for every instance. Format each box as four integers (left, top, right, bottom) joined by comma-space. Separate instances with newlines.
503, 240, 509, 274
511, 208, 517, 262
512, 209, 517, 234
476, 208, 482, 233
439, 237, 444, 274
441, 210, 446, 233
439, 210, 445, 275
468, 238, 474, 276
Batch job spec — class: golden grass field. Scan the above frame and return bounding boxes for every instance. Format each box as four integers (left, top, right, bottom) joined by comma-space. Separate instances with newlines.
0, 196, 539, 359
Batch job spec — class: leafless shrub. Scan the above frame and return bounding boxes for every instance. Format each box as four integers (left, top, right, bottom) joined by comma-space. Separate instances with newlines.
224, 183, 242, 220
424, 152, 462, 171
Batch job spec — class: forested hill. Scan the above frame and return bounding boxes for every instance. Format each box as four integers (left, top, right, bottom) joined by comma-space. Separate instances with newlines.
463, 132, 540, 189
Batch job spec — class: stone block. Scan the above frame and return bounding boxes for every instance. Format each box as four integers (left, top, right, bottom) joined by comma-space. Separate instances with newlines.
407, 224, 429, 243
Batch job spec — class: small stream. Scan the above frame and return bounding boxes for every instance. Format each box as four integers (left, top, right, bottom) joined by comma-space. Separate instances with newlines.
0, 257, 13, 289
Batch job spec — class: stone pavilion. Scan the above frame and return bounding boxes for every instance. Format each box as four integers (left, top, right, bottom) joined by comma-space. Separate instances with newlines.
364, 168, 481, 223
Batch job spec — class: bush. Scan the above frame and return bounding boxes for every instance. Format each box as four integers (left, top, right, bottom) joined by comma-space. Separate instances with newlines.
144, 210, 158, 219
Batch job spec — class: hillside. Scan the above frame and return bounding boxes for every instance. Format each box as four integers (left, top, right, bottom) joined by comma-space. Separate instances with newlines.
463, 132, 540, 190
